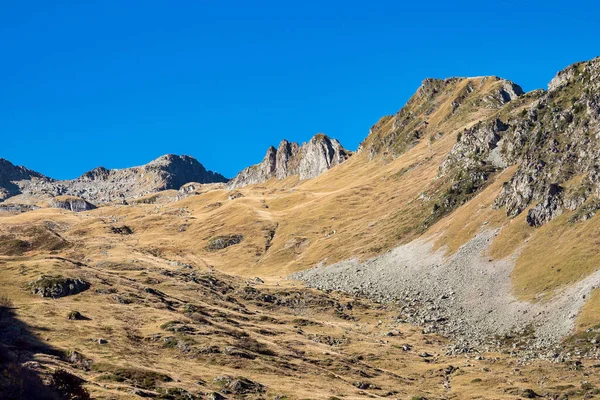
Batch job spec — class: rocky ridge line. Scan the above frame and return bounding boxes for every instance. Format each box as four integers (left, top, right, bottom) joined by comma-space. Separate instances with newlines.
228, 134, 351, 188
358, 76, 524, 159
0, 154, 227, 205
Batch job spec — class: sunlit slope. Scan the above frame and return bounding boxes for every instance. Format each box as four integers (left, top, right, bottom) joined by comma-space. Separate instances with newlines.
0, 75, 541, 280
4, 63, 600, 342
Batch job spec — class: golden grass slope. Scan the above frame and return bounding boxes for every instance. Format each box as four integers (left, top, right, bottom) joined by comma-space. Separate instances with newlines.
2, 222, 600, 399
4, 73, 600, 398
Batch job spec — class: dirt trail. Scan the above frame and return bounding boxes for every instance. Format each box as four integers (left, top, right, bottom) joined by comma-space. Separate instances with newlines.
292, 229, 600, 353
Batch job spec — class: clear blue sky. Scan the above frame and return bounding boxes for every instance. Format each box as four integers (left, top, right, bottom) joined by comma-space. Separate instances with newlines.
0, 1, 598, 179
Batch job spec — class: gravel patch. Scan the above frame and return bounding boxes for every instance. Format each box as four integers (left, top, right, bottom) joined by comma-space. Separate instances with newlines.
291, 229, 600, 357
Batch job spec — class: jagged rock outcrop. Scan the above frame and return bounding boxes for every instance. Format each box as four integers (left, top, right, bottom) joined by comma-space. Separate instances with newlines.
494, 58, 600, 225
441, 118, 510, 174
437, 57, 600, 227
229, 134, 351, 188
0, 154, 227, 204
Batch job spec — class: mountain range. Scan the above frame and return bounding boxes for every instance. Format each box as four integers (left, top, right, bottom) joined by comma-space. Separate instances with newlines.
2, 56, 600, 399
0, 134, 353, 209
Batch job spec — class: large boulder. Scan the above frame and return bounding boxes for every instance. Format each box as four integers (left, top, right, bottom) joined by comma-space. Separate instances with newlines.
29, 276, 90, 298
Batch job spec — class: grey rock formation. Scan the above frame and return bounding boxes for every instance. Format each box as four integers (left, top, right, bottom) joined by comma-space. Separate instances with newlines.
50, 197, 97, 212
438, 57, 600, 227
29, 276, 90, 298
0, 154, 227, 204
229, 134, 351, 188
0, 203, 39, 214
440, 118, 510, 174
494, 58, 600, 225
0, 158, 51, 201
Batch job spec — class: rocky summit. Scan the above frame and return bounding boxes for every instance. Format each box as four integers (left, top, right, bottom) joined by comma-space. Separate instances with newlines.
0, 154, 227, 206
228, 134, 351, 188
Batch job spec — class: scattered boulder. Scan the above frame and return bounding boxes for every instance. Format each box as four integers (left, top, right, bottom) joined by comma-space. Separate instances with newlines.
228, 191, 244, 200
110, 225, 133, 235
205, 235, 244, 252
222, 347, 255, 360
67, 310, 86, 320
29, 276, 90, 298
129, 388, 156, 398
214, 375, 265, 395
67, 350, 93, 370
0, 203, 39, 214
160, 321, 196, 334
353, 381, 378, 390
94, 364, 172, 390
246, 277, 264, 285
157, 387, 202, 399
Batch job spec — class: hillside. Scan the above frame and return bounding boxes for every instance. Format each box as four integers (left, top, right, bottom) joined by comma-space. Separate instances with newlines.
3, 57, 600, 399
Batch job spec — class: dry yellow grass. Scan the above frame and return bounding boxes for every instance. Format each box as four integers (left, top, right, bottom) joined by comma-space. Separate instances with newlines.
2, 230, 599, 399
5, 76, 600, 398
507, 212, 600, 301
575, 288, 600, 333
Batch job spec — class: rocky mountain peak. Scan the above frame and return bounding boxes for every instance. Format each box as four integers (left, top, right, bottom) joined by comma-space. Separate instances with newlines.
229, 134, 351, 188
0, 154, 227, 206
359, 76, 524, 159
0, 158, 47, 182
79, 166, 110, 181
141, 154, 228, 189
0, 159, 50, 201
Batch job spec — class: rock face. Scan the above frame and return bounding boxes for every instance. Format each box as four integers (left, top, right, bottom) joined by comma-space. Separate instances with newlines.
437, 57, 600, 227
205, 235, 244, 252
50, 196, 96, 212
0, 154, 227, 204
229, 134, 351, 188
0, 203, 39, 214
